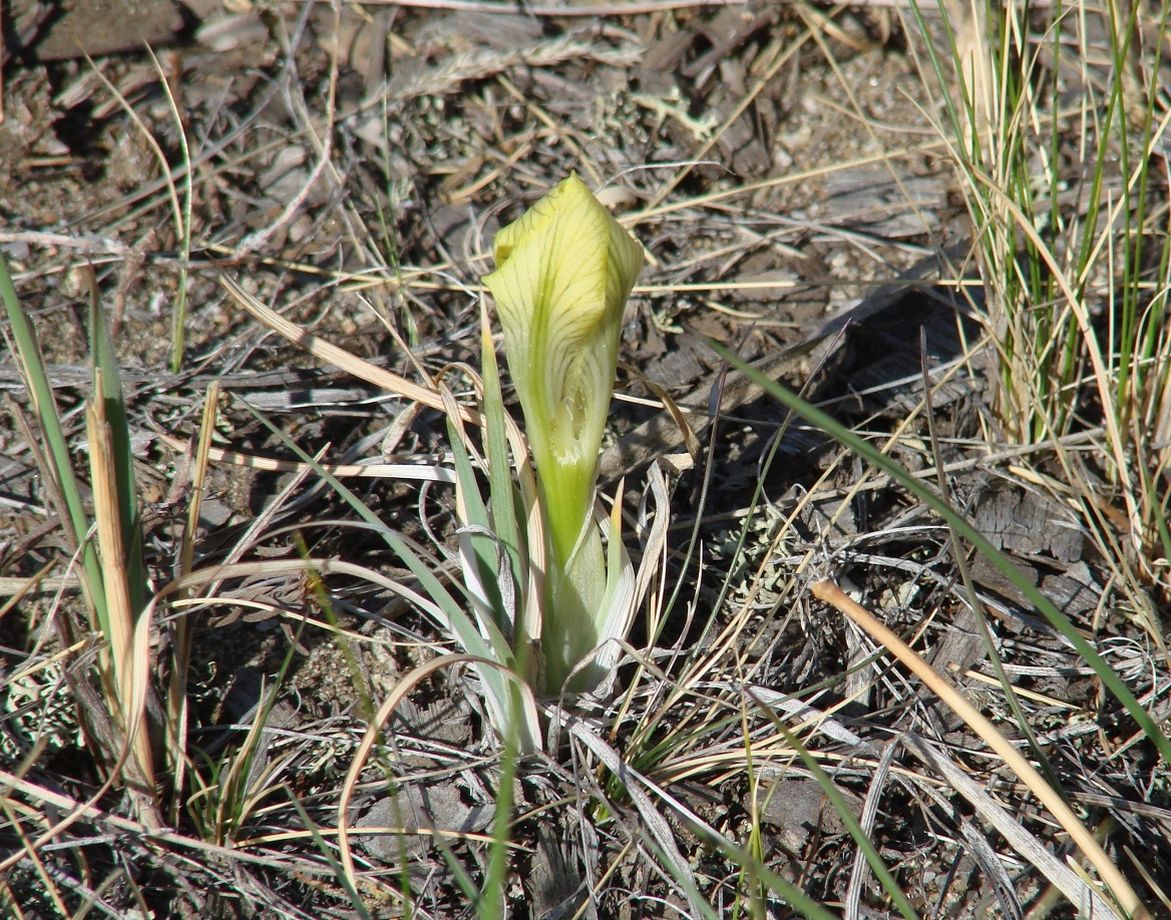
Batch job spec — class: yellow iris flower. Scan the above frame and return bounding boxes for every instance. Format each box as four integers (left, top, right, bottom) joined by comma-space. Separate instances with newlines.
483, 174, 643, 691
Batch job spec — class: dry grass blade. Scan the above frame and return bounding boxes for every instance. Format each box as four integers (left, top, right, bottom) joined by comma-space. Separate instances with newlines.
0, 768, 356, 877
336, 654, 539, 895
154, 427, 456, 480
86, 381, 163, 829
167, 558, 450, 621
0, 752, 131, 879
845, 740, 899, 918
902, 733, 1123, 920
165, 382, 219, 822
218, 273, 467, 420
218, 270, 537, 493
0, 809, 70, 918
562, 713, 709, 918
811, 579, 1148, 919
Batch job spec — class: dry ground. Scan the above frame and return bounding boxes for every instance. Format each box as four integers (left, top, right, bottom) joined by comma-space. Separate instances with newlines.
2, 1, 1170, 918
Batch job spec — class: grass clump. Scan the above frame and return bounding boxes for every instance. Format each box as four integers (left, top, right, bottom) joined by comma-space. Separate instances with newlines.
910, 0, 1171, 594
2, 255, 164, 831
